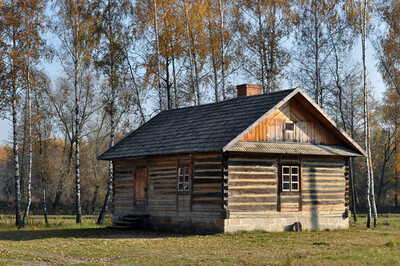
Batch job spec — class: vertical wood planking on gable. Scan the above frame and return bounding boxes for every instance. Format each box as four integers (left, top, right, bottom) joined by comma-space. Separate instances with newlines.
240, 99, 341, 145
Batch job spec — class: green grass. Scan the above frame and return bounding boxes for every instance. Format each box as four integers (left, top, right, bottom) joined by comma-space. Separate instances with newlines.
0, 214, 399, 265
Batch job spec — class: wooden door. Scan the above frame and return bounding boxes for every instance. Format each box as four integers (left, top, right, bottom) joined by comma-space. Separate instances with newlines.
134, 168, 147, 209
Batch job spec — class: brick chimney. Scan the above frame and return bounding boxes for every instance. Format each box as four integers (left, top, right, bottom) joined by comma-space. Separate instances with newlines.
237, 84, 263, 97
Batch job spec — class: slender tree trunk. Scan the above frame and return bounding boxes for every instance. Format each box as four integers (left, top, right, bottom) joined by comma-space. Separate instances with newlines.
218, 0, 226, 100
368, 126, 378, 226
349, 158, 357, 222
98, 5, 115, 223
74, 1, 82, 224
97, 109, 114, 224
166, 57, 172, 110
207, 17, 219, 103
184, 0, 196, 105
361, 0, 372, 228
153, 0, 163, 111
257, 1, 266, 93
22, 63, 33, 228
12, 78, 21, 227
39, 128, 48, 224
193, 52, 200, 105
266, 2, 276, 93
172, 54, 178, 108
395, 169, 398, 208
126, 55, 146, 124
313, 0, 320, 106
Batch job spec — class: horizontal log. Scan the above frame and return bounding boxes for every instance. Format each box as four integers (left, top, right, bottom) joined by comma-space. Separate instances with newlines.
113, 195, 134, 200
228, 188, 277, 195
148, 206, 177, 211
228, 154, 277, 160
228, 173, 277, 179
194, 164, 222, 170
227, 204, 276, 212
148, 168, 176, 173
194, 171, 222, 177
153, 185, 176, 190
228, 196, 277, 203
228, 180, 276, 186
302, 189, 344, 194
228, 160, 276, 167
193, 192, 223, 199
193, 157, 221, 163
150, 181, 176, 186
148, 199, 176, 205
302, 194, 344, 200
149, 172, 177, 178
192, 206, 223, 212
228, 166, 276, 173
193, 178, 222, 184
302, 200, 345, 205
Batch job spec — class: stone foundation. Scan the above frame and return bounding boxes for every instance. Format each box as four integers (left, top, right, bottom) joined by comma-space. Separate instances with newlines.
224, 211, 349, 232
149, 216, 224, 234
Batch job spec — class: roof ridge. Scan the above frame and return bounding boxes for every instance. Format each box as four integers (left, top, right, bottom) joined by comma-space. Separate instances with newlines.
161, 88, 297, 113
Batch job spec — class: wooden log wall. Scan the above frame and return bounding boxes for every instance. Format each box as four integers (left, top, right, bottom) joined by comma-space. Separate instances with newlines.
113, 159, 135, 217
240, 98, 341, 145
113, 153, 225, 219
226, 154, 278, 212
301, 156, 348, 212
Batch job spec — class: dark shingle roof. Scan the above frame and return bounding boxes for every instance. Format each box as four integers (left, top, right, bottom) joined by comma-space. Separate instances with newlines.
98, 89, 295, 160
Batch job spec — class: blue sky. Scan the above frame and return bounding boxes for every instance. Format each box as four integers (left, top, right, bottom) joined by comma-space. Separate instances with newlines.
0, 39, 387, 146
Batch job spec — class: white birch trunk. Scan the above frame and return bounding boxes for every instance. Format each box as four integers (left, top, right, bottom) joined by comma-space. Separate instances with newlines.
74, 0, 82, 224
22, 61, 33, 227
184, 0, 197, 105
362, 0, 372, 228
153, 0, 163, 111
218, 0, 226, 100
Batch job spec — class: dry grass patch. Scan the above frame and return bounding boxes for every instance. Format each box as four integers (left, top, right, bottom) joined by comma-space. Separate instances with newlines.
0, 214, 399, 265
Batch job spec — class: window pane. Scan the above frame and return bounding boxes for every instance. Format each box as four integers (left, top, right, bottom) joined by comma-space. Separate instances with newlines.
184, 176, 189, 182
178, 168, 182, 176
292, 175, 298, 182
292, 183, 298, 190
283, 167, 290, 174
179, 184, 183, 191
184, 184, 189, 191
283, 183, 290, 190
292, 167, 298, 175
283, 175, 290, 182
179, 176, 183, 183
184, 167, 189, 175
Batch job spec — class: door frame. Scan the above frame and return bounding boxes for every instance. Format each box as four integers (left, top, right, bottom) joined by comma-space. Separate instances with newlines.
134, 166, 148, 210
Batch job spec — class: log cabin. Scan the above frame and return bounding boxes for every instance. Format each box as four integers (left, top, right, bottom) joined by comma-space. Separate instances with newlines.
98, 84, 365, 233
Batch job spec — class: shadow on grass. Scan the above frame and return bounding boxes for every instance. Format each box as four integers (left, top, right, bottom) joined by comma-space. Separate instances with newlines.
0, 227, 192, 241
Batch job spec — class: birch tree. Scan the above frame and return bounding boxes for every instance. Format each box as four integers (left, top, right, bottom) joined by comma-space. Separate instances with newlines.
0, 0, 46, 227
238, 0, 294, 93
346, 0, 377, 227
92, 0, 131, 224
51, 0, 98, 223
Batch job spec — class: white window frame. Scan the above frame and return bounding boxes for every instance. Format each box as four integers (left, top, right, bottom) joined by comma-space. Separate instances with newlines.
282, 166, 300, 192
177, 165, 191, 192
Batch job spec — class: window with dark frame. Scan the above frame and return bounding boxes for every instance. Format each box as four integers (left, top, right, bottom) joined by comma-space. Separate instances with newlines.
282, 165, 300, 192
177, 165, 191, 192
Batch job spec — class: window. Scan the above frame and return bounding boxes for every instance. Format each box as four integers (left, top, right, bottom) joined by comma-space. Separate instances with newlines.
285, 122, 294, 131
177, 165, 191, 192
282, 166, 300, 192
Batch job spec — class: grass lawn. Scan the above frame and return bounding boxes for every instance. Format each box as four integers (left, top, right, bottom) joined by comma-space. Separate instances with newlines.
0, 214, 399, 265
